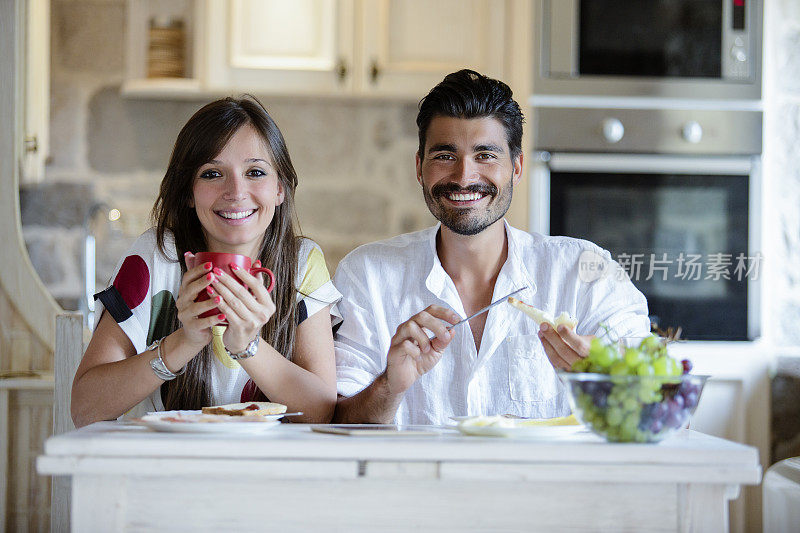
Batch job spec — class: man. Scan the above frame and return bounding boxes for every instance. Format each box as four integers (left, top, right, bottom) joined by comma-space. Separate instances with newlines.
333, 70, 649, 425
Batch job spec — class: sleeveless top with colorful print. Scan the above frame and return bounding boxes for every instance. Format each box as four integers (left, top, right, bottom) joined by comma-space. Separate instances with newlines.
94, 228, 342, 419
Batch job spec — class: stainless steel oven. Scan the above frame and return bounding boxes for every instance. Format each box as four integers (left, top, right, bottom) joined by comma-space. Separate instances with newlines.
531, 107, 762, 341
534, 0, 763, 100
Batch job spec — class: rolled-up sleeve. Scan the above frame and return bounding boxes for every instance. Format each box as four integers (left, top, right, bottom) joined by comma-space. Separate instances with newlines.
333, 260, 386, 398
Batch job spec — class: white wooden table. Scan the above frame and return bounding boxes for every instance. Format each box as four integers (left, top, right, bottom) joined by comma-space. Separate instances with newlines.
37, 423, 761, 532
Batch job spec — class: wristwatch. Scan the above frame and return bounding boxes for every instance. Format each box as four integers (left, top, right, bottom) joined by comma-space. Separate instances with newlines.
147, 337, 186, 380
226, 336, 260, 361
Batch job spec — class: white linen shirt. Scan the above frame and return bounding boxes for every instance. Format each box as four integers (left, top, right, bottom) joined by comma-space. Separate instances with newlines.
334, 221, 650, 425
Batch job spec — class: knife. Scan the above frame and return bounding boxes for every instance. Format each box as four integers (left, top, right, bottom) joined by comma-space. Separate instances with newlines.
446, 286, 527, 331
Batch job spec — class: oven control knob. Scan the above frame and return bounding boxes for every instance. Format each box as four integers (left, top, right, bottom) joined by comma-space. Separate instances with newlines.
681, 121, 703, 144
731, 46, 747, 63
601, 118, 624, 143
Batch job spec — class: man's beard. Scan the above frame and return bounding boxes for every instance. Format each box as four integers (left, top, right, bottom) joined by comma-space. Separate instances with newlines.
422, 177, 513, 236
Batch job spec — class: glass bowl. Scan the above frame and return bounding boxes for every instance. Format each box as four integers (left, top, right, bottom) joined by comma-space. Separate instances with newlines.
557, 372, 708, 443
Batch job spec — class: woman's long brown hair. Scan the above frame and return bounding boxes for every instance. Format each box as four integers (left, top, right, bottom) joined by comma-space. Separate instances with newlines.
151, 96, 300, 410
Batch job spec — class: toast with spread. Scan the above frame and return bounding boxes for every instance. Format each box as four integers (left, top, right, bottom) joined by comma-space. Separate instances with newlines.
201, 401, 287, 417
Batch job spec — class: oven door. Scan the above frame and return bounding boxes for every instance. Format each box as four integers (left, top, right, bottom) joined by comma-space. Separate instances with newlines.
530, 153, 761, 341
536, 0, 762, 100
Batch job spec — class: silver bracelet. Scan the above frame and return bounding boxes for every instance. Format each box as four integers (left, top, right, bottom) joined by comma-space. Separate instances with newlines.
147, 337, 186, 381
225, 336, 260, 361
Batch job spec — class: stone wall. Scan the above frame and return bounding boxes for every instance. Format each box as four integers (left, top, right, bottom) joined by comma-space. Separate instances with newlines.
765, 0, 800, 464
39, 0, 434, 306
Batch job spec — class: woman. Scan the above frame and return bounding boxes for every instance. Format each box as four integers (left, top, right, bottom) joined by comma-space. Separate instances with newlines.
71, 96, 340, 427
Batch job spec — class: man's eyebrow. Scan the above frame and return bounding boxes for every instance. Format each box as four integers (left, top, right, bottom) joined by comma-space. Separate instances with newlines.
427, 143, 458, 153
474, 143, 504, 153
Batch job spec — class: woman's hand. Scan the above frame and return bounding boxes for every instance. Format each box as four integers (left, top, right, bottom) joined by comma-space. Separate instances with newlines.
175, 254, 222, 349
211, 262, 276, 353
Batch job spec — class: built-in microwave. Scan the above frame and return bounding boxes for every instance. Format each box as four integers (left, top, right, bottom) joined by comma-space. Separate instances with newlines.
534, 0, 763, 100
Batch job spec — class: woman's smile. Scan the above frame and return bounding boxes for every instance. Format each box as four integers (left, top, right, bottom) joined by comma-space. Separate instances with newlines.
215, 207, 258, 224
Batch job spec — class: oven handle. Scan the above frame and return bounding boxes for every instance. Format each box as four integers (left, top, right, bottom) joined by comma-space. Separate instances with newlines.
546, 153, 754, 175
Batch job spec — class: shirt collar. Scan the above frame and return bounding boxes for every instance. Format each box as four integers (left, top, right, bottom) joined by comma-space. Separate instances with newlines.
424, 223, 447, 298
423, 220, 538, 302
499, 219, 538, 301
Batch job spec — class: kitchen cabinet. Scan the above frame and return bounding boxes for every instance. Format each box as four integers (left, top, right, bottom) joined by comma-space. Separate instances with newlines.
201, 0, 356, 95
123, 0, 507, 99
357, 0, 506, 96
20, 0, 49, 183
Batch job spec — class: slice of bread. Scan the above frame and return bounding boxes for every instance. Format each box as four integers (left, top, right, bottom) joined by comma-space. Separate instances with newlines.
507, 297, 579, 330
201, 401, 287, 417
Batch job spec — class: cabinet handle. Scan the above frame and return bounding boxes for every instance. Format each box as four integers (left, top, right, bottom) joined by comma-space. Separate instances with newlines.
336, 58, 348, 82
24, 136, 38, 153
370, 60, 380, 83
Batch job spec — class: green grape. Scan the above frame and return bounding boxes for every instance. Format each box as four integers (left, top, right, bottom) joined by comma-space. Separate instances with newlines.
606, 407, 623, 426
588, 338, 608, 359
571, 358, 590, 372
609, 360, 630, 375
622, 396, 639, 412
639, 335, 660, 353
637, 363, 656, 376
594, 347, 616, 369
624, 348, 642, 368
668, 358, 682, 376
653, 356, 669, 376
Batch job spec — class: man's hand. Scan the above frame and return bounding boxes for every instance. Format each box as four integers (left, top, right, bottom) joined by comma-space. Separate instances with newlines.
383, 305, 460, 395
538, 323, 594, 371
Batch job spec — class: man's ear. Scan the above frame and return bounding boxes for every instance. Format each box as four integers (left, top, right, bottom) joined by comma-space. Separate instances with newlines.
512, 152, 524, 185
415, 152, 423, 186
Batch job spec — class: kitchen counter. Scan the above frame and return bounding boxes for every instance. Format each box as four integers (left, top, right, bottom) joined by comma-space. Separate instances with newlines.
37, 422, 761, 532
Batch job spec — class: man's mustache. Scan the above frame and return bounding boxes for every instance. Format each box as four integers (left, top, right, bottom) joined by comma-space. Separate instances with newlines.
430, 182, 498, 198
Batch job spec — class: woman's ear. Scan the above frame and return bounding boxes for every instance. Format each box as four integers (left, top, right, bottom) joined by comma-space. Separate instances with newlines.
276, 180, 285, 206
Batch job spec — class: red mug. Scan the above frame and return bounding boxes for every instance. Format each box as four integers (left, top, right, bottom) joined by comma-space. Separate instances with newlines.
193, 252, 275, 319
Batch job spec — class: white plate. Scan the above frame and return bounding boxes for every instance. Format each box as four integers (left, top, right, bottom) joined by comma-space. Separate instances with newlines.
134, 410, 283, 434
455, 424, 586, 439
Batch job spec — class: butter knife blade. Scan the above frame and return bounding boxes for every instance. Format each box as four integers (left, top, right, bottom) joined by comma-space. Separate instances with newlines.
446, 286, 527, 331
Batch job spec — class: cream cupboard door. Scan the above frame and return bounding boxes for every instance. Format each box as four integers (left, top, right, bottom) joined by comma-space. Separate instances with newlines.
20, 0, 49, 184
202, 0, 355, 94
359, 0, 506, 97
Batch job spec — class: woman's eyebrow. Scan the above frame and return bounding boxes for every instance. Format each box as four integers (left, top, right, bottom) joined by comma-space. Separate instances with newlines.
202, 158, 272, 166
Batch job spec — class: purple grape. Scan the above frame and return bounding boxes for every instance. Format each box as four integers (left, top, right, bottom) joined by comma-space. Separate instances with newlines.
649, 403, 666, 423
665, 412, 682, 428
592, 390, 608, 408
649, 419, 663, 433
669, 395, 685, 412
683, 391, 698, 409
681, 359, 693, 374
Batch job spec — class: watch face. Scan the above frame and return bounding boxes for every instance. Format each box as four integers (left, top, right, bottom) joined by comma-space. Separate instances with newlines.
229, 336, 259, 359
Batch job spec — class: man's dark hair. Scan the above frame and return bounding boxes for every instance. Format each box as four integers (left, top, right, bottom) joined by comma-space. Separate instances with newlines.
416, 69, 524, 158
